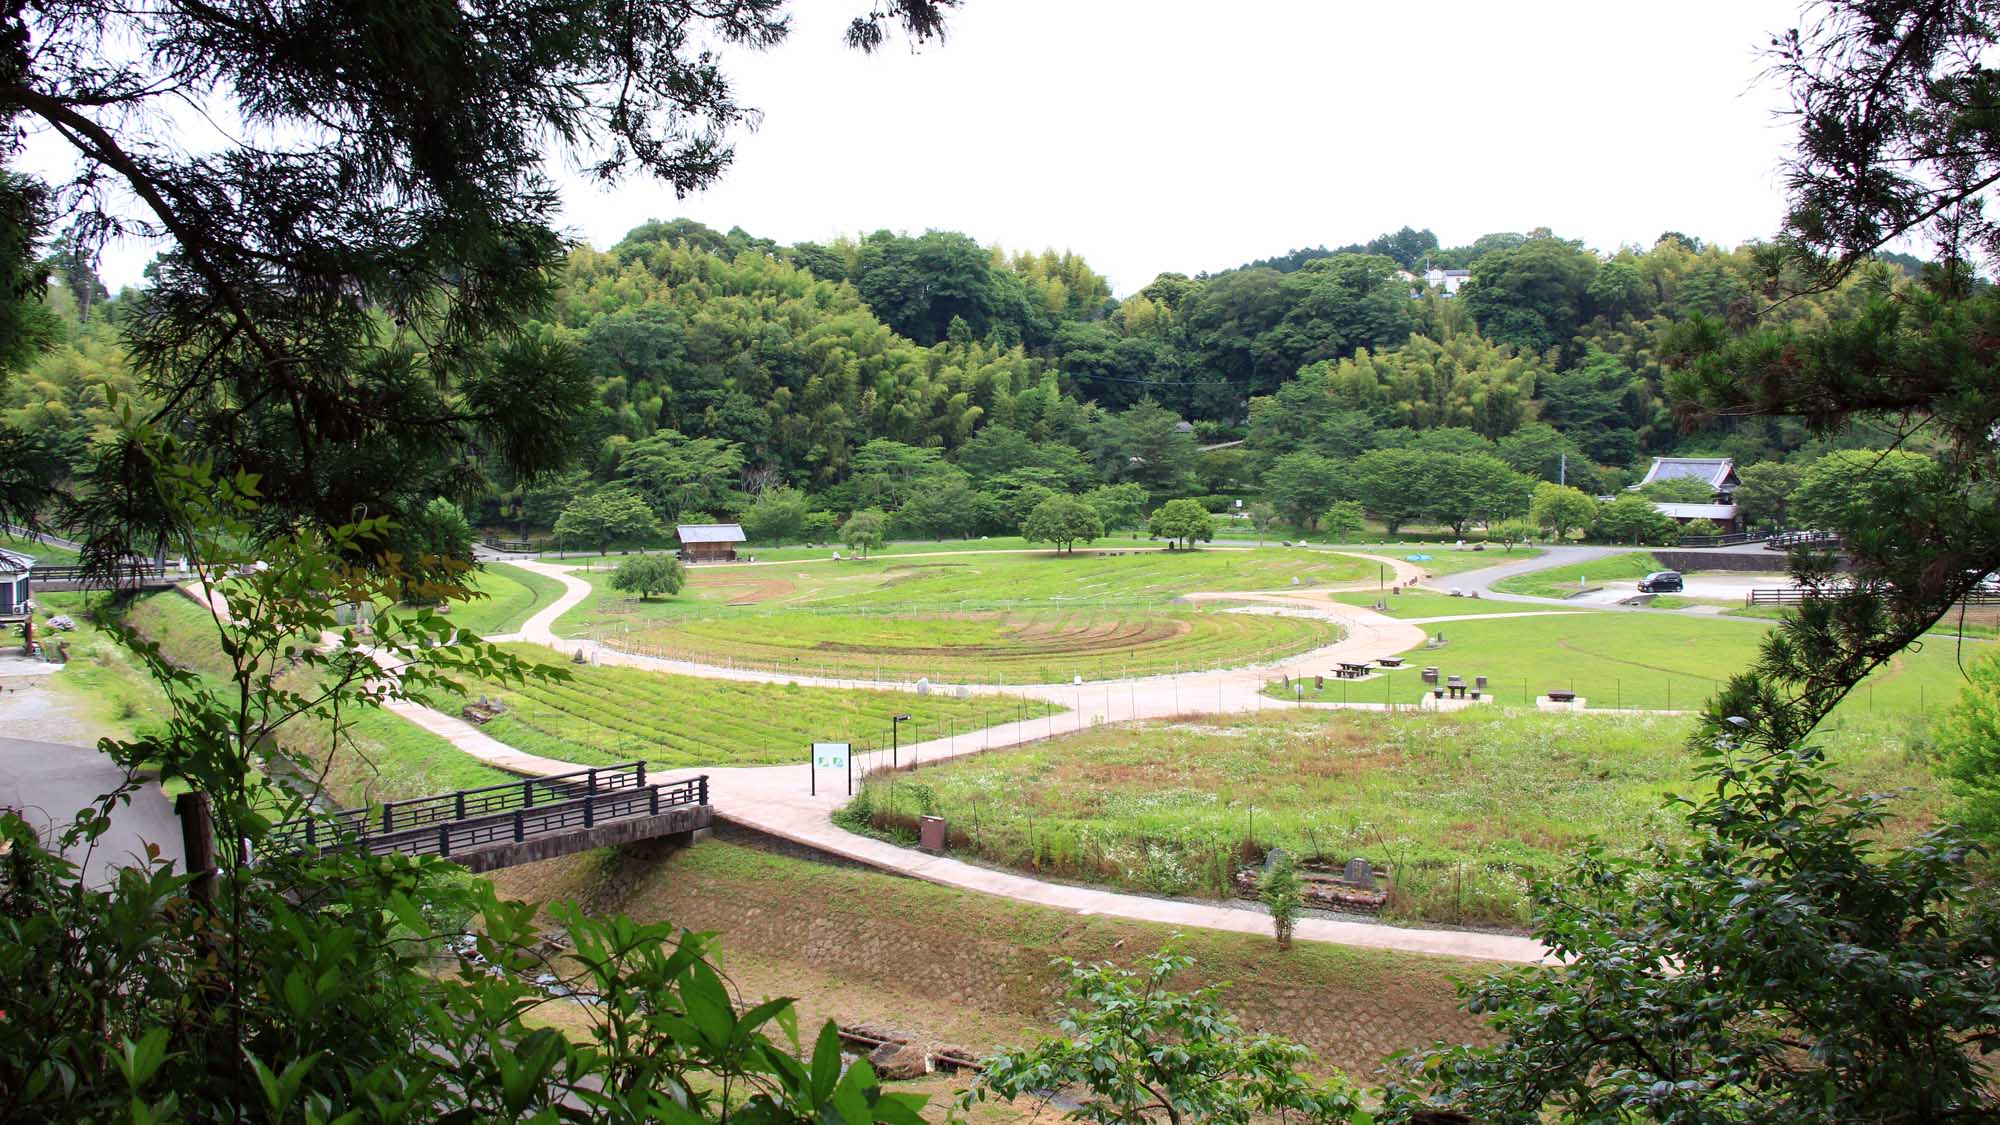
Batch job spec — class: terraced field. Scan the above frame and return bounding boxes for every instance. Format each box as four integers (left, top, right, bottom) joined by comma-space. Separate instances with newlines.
610, 605, 1341, 684
560, 547, 1373, 682
436, 644, 1054, 768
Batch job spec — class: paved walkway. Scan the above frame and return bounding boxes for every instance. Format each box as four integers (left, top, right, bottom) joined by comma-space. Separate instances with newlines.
0, 736, 185, 887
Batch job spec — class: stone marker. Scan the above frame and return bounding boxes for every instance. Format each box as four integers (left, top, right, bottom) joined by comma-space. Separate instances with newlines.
1263, 847, 1291, 873
1344, 857, 1376, 890
915, 677, 930, 696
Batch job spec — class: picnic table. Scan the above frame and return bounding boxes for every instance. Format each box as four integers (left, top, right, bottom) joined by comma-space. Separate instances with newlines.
1377, 656, 1404, 668
1548, 689, 1577, 703
1334, 662, 1371, 679
1446, 675, 1468, 699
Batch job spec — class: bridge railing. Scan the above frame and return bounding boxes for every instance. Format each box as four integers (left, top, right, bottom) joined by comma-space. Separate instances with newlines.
339, 776, 709, 861
269, 760, 664, 852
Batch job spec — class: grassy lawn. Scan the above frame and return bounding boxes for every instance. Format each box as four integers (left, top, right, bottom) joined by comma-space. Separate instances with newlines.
1, 531, 80, 564
845, 708, 1941, 930
119, 590, 517, 806
403, 562, 568, 637
23, 592, 171, 742
322, 707, 515, 804
554, 549, 1378, 683
428, 642, 1057, 769
1264, 608, 1978, 715
1489, 550, 1664, 598
1327, 589, 1549, 619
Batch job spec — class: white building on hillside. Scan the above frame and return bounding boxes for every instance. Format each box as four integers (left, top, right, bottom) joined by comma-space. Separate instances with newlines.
1423, 267, 1471, 296
1635, 457, 1741, 532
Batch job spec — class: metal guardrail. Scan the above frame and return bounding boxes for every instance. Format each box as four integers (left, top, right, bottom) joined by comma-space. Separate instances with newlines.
269, 762, 706, 857
1764, 531, 1844, 551
1745, 584, 2000, 606
481, 537, 548, 554
1675, 532, 1767, 548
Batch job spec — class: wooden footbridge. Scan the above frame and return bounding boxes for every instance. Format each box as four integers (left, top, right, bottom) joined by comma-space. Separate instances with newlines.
269, 762, 711, 872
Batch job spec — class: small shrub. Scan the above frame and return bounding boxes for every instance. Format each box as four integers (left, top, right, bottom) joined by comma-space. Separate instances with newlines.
1139, 843, 1195, 896
1259, 854, 1304, 948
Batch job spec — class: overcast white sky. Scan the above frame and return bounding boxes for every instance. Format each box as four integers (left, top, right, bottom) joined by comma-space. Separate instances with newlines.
556, 0, 1809, 295
60, 0, 1812, 294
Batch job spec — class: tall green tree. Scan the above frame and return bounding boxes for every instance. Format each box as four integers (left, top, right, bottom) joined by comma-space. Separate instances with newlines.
841, 508, 887, 557
1091, 400, 1197, 496
741, 485, 810, 546
553, 488, 660, 553
1733, 460, 1804, 527
615, 429, 745, 523
1148, 498, 1214, 548
1345, 448, 1436, 534
1020, 493, 1104, 554
2, 1, 956, 554
1788, 449, 1942, 532
610, 553, 685, 600
1460, 235, 1601, 354
1082, 482, 1149, 533
1423, 453, 1534, 536
1530, 481, 1597, 540
1264, 451, 1344, 529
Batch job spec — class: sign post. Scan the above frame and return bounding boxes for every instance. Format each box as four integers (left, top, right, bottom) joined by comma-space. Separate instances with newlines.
810, 742, 852, 796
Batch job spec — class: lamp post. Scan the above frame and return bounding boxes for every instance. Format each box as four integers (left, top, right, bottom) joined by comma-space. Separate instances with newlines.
892, 713, 910, 769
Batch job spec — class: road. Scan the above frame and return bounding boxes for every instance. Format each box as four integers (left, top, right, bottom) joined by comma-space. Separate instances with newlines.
0, 735, 185, 886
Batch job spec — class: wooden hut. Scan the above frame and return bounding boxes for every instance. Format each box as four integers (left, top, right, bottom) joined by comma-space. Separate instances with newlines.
0, 547, 32, 617
676, 523, 745, 564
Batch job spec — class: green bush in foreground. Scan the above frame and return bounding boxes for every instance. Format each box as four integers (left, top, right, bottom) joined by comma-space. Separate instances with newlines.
962, 946, 1365, 1123
1381, 743, 2000, 1122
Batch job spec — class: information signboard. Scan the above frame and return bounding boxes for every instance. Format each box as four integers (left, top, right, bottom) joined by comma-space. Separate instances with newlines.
809, 741, 852, 795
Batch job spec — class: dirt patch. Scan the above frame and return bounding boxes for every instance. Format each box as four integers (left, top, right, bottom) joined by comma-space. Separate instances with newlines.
489, 843, 1488, 1080
702, 576, 795, 605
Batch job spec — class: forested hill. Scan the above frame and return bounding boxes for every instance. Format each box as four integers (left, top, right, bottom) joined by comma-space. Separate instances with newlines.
541, 219, 1892, 480
8, 218, 1907, 541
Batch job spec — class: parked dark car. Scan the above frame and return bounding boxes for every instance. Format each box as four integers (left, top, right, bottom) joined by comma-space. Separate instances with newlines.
1638, 571, 1684, 593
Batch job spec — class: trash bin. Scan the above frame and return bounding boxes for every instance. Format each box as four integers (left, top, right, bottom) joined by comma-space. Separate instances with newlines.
919, 815, 946, 852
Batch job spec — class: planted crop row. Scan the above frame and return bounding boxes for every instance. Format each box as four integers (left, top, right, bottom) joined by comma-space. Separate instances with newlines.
619, 608, 1339, 683
451, 646, 1053, 768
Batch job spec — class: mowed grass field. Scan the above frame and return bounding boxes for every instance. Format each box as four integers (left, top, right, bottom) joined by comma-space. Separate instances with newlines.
1, 531, 80, 564
1489, 550, 1667, 598
382, 562, 568, 638
848, 708, 1942, 930
560, 548, 1378, 683
1269, 609, 1980, 713
430, 643, 1056, 769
